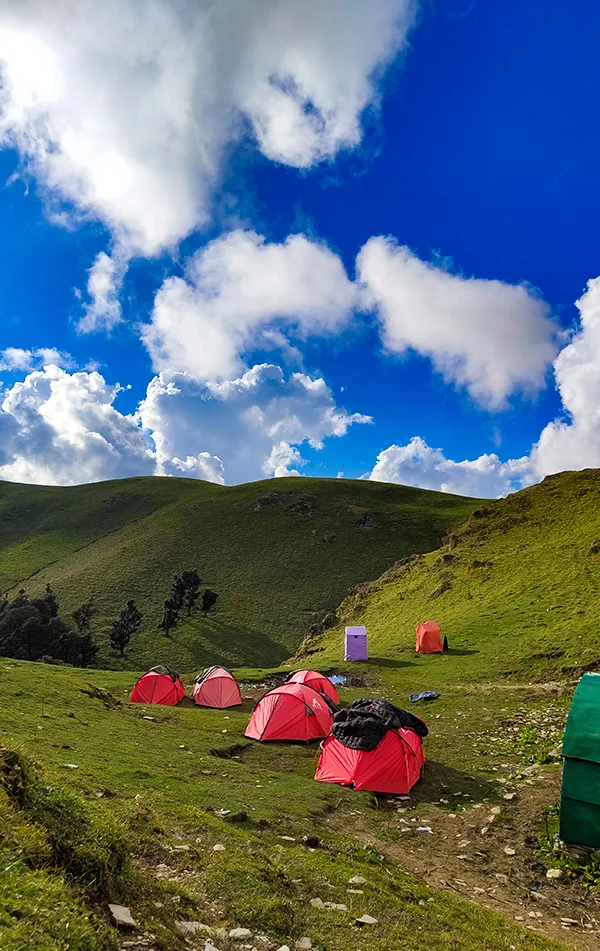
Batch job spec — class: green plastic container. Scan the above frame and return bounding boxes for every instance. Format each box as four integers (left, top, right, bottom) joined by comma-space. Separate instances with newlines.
560, 672, 600, 849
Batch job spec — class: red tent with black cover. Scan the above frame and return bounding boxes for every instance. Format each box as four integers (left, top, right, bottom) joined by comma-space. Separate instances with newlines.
245, 682, 334, 742
193, 666, 242, 708
315, 699, 426, 794
286, 669, 339, 704
130, 666, 185, 705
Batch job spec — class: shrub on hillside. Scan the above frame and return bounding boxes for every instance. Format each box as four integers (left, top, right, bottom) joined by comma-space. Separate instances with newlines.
0, 588, 98, 667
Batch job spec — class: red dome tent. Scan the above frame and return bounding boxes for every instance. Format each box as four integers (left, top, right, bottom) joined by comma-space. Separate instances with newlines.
245, 683, 334, 742
193, 666, 242, 708
415, 620, 444, 654
286, 669, 339, 704
315, 699, 426, 795
130, 666, 185, 705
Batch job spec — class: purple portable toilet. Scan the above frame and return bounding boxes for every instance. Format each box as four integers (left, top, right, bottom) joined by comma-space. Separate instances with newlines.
345, 625, 368, 661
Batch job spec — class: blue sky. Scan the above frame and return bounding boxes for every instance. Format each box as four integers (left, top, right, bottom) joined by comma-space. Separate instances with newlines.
0, 0, 599, 495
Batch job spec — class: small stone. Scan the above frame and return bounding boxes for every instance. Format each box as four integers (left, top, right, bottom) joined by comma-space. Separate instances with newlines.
295, 939, 312, 949
310, 898, 325, 909
205, 944, 221, 951
275, 946, 291, 951
489, 806, 502, 816
546, 868, 563, 880
179, 744, 186, 749
324, 902, 348, 911
60, 763, 79, 769
108, 904, 137, 927
514, 916, 524, 921
503, 793, 517, 801
560, 917, 579, 925
213, 843, 226, 852
142, 715, 155, 720
230, 928, 253, 940
176, 921, 212, 936
280, 835, 296, 841
348, 876, 366, 885
480, 827, 489, 835
347, 889, 364, 894
504, 847, 516, 856
355, 914, 378, 926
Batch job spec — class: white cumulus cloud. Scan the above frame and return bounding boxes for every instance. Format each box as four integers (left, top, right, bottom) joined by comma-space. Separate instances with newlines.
0, 362, 369, 486
139, 363, 371, 484
143, 230, 357, 380
0, 347, 73, 372
358, 236, 557, 408
0, 0, 416, 261
369, 278, 600, 498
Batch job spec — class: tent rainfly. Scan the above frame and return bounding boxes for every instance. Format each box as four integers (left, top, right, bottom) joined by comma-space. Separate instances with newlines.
193, 667, 242, 708
415, 621, 444, 654
345, 625, 368, 661
286, 669, 339, 704
244, 682, 334, 742
130, 666, 185, 705
315, 699, 427, 794
560, 672, 600, 849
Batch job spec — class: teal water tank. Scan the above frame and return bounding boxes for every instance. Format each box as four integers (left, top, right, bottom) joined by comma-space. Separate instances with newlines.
560, 672, 600, 849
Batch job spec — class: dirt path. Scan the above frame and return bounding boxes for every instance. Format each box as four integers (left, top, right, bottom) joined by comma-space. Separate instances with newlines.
330, 766, 600, 950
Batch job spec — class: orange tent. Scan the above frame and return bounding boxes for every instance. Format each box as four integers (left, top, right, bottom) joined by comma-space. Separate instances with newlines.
415, 621, 443, 654
130, 666, 185, 704
193, 666, 242, 708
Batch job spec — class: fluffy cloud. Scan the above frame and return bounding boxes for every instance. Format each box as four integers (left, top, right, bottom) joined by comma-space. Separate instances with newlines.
0, 362, 368, 486
0, 365, 153, 485
358, 237, 557, 408
369, 278, 600, 497
139, 363, 371, 485
369, 437, 532, 498
143, 230, 357, 380
0, 0, 416, 262
78, 251, 124, 333
0, 347, 73, 371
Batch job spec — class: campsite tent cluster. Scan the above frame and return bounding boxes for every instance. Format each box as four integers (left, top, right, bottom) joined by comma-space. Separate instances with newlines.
130, 661, 431, 795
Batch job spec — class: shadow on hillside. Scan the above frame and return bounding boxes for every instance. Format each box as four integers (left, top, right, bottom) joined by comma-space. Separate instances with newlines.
182, 619, 290, 669
445, 648, 479, 657
367, 657, 418, 669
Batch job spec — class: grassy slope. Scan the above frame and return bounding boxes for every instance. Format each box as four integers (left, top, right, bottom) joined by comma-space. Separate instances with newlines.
0, 661, 566, 951
309, 468, 600, 688
0, 475, 477, 670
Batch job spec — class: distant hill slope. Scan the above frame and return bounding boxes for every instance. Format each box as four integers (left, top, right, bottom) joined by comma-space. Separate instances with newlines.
308, 468, 600, 685
0, 476, 478, 670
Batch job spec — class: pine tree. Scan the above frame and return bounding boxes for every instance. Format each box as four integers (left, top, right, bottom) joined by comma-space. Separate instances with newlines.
109, 599, 142, 656
72, 599, 95, 634
181, 569, 202, 616
159, 598, 179, 636
201, 589, 219, 617
170, 575, 187, 611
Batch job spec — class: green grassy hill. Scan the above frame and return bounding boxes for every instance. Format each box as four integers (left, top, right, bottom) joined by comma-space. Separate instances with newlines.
0, 475, 478, 670
307, 468, 600, 686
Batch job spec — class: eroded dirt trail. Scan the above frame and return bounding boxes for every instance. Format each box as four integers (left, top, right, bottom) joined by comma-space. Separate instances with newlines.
331, 765, 599, 951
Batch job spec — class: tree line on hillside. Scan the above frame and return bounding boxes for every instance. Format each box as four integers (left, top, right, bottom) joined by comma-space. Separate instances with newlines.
0, 570, 220, 666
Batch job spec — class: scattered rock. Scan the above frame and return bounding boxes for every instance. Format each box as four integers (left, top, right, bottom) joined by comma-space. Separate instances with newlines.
348, 876, 366, 885
546, 868, 563, 880
108, 904, 136, 928
504, 847, 516, 856
347, 889, 364, 894
310, 898, 325, 909
503, 792, 517, 801
355, 914, 378, 927
275, 946, 291, 951
324, 902, 347, 911
213, 843, 226, 852
60, 763, 79, 769
230, 928, 253, 940
560, 918, 579, 926
176, 921, 212, 936
280, 835, 296, 841
142, 715, 155, 721
295, 938, 312, 949
215, 808, 231, 817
